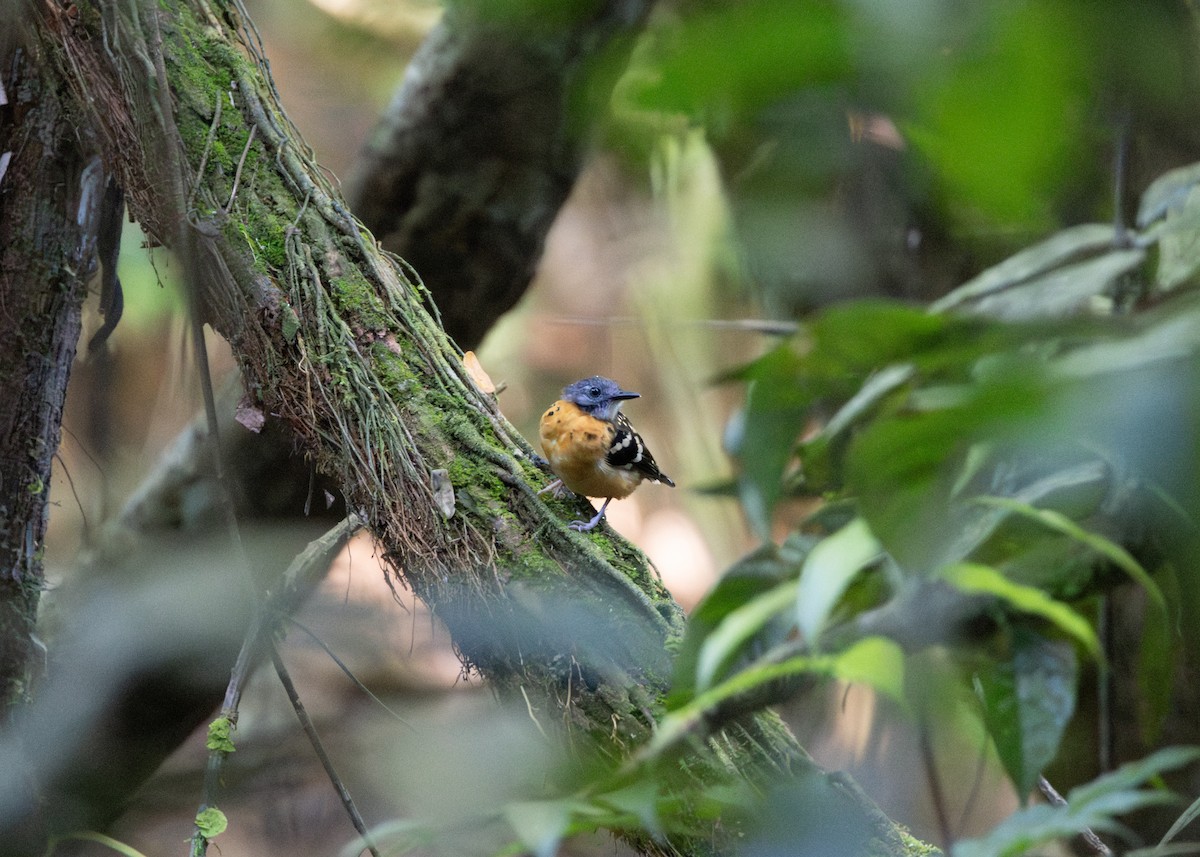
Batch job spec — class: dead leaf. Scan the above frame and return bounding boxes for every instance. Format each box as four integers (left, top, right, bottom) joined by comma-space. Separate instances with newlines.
234, 398, 266, 433
463, 350, 496, 394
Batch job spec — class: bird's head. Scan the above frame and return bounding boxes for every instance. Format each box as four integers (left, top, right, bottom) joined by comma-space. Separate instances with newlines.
562, 376, 640, 421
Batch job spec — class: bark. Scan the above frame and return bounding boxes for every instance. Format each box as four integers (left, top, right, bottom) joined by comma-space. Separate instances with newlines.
346, 0, 653, 350
0, 29, 96, 707
4, 1, 935, 854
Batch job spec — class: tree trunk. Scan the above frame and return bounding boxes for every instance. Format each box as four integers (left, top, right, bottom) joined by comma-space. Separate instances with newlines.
346, 1, 653, 349
0, 31, 96, 708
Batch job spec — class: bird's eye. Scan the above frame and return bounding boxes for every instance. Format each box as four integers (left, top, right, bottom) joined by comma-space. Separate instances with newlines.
589, 386, 600, 397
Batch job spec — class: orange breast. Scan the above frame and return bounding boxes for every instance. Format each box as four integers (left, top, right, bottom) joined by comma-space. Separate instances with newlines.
539, 401, 643, 500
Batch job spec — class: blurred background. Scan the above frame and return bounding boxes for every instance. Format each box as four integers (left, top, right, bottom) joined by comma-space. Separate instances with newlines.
40, 0, 1200, 854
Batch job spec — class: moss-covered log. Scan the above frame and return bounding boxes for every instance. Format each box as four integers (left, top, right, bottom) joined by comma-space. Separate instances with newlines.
30, 1, 934, 854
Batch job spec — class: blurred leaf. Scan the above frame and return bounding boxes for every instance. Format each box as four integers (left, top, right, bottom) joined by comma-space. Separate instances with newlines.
809, 302, 950, 374
796, 518, 883, 648
954, 747, 1199, 857
931, 224, 1118, 313
1071, 747, 1200, 809
1158, 793, 1200, 850
975, 496, 1165, 611
1052, 299, 1200, 378
834, 636, 906, 707
906, 3, 1083, 224
953, 803, 1125, 857
504, 800, 571, 857
943, 248, 1145, 322
1139, 161, 1200, 228
1154, 185, 1200, 292
942, 563, 1099, 655
632, 0, 851, 123
1139, 565, 1178, 746
194, 807, 228, 839
342, 819, 434, 857
733, 346, 810, 537
694, 578, 799, 693
847, 372, 1046, 569
818, 364, 915, 441
671, 541, 807, 706
655, 637, 906, 756
596, 780, 662, 839
974, 627, 1078, 796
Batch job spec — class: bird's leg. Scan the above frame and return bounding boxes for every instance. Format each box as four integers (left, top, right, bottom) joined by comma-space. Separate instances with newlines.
538, 478, 569, 499
569, 498, 612, 532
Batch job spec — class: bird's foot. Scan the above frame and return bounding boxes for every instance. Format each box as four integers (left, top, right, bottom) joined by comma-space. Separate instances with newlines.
568, 513, 604, 532
537, 478, 571, 499
567, 499, 611, 532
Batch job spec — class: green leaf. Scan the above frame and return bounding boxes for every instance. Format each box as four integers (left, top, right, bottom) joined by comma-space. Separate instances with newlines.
955, 747, 1198, 857
1152, 184, 1200, 291
206, 716, 236, 753
1070, 747, 1200, 808
847, 373, 1046, 569
818, 364, 915, 441
694, 579, 799, 692
943, 248, 1144, 322
631, 0, 851, 120
931, 224, 1117, 314
942, 563, 1099, 656
732, 346, 810, 538
974, 627, 1078, 796
1138, 161, 1200, 227
504, 800, 571, 857
671, 542, 806, 706
194, 807, 228, 839
597, 780, 663, 838
1138, 565, 1178, 746
796, 518, 883, 648
953, 802, 1123, 857
281, 302, 301, 343
833, 636, 906, 708
906, 3, 1084, 225
654, 637, 903, 757
974, 496, 1166, 611
1159, 793, 1200, 848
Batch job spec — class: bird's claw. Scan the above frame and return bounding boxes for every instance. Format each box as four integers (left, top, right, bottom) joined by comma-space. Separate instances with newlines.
568, 507, 607, 532
538, 479, 572, 500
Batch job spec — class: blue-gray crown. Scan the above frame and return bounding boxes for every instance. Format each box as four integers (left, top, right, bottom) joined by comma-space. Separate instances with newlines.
562, 376, 639, 421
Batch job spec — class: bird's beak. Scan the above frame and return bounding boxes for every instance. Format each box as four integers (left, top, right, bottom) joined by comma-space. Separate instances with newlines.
614, 389, 640, 400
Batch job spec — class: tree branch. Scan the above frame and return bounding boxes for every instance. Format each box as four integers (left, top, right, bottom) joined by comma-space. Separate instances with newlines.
346, 0, 654, 348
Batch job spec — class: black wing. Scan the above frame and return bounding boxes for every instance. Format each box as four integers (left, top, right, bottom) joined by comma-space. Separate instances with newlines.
606, 413, 676, 486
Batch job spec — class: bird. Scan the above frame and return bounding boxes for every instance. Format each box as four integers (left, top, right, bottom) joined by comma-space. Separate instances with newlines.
538, 375, 675, 532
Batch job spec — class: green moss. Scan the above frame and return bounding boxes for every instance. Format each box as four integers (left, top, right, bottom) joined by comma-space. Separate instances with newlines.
243, 203, 289, 270
368, 340, 418, 391
329, 270, 393, 330
894, 831, 941, 857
